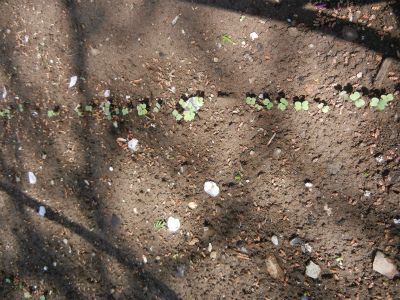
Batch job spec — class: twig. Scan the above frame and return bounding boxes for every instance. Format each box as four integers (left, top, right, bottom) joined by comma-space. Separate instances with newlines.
266, 132, 277, 147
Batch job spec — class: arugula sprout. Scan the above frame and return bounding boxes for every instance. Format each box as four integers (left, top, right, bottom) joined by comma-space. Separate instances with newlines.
153, 102, 161, 113
18, 104, 24, 112
121, 107, 129, 115
0, 109, 11, 119
74, 105, 82, 117
234, 172, 242, 182
262, 98, 273, 110
183, 110, 195, 121
114, 107, 120, 115
222, 34, 234, 44
370, 93, 394, 111
294, 101, 309, 111
84, 105, 93, 112
154, 219, 166, 230
317, 103, 330, 113
245, 97, 256, 106
191, 96, 204, 108
47, 110, 59, 117
137, 103, 148, 116
277, 98, 288, 111
338, 91, 349, 100
349, 92, 365, 108
100, 101, 112, 119
172, 109, 183, 121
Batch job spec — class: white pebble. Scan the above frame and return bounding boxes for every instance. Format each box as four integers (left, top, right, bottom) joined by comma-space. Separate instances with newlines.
104, 89, 110, 97
68, 76, 78, 88
167, 216, 181, 232
250, 32, 259, 41
305, 182, 313, 188
28, 172, 37, 184
271, 235, 279, 246
128, 138, 139, 152
204, 181, 220, 197
38, 206, 46, 217
356, 72, 363, 78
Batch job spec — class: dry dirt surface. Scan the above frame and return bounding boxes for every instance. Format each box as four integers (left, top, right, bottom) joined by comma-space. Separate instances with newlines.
0, 0, 400, 299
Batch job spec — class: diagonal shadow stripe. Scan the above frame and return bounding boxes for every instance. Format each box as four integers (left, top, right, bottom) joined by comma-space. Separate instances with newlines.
179, 0, 399, 59
0, 180, 179, 300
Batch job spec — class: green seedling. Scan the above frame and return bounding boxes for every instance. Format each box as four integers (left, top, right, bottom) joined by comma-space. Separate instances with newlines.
262, 98, 273, 110
221, 34, 234, 44
100, 101, 112, 120
245, 96, 256, 106
370, 93, 394, 111
23, 291, 32, 299
294, 101, 309, 111
121, 107, 129, 116
47, 110, 59, 117
114, 107, 120, 115
172, 109, 183, 121
84, 105, 93, 112
0, 108, 11, 119
317, 103, 330, 113
40, 296, 46, 300
18, 104, 24, 112
234, 172, 242, 182
137, 103, 148, 116
338, 91, 349, 100
277, 98, 288, 111
154, 219, 166, 230
183, 110, 195, 121
239, 15, 246, 22
5, 278, 11, 284
153, 102, 161, 113
349, 92, 365, 108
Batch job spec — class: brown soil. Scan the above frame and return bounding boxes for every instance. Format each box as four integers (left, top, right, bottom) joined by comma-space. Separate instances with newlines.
0, 0, 399, 299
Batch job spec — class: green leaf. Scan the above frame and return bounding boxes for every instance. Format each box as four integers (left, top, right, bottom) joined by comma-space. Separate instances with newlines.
239, 15, 246, 22
153, 102, 161, 113
321, 106, 330, 113
23, 291, 31, 299
5, 278, 11, 284
137, 103, 148, 116
294, 101, 302, 111
245, 97, 256, 106
172, 110, 183, 121
263, 100, 273, 110
179, 99, 187, 109
370, 98, 379, 107
192, 96, 204, 108
350, 92, 361, 101
354, 98, 365, 108
47, 110, 59, 117
376, 100, 387, 111
154, 219, 166, 230
386, 93, 394, 101
183, 110, 195, 121
277, 103, 287, 111
339, 91, 349, 100
317, 103, 324, 109
280, 98, 288, 106
302, 101, 309, 111
234, 172, 242, 181
74, 105, 82, 116
221, 34, 234, 44
18, 104, 24, 112
39, 296, 46, 300
121, 107, 129, 115
84, 105, 93, 112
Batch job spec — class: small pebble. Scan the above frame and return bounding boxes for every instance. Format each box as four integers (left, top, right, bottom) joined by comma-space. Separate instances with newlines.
271, 235, 279, 246
188, 202, 198, 209
356, 72, 363, 78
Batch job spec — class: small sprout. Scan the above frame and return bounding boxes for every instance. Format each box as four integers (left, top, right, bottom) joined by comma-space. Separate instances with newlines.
221, 34, 234, 44
114, 107, 120, 115
192, 96, 204, 108
84, 105, 93, 112
100, 101, 112, 119
18, 104, 24, 112
153, 102, 161, 113
179, 98, 188, 109
47, 110, 59, 117
5, 278, 11, 284
370, 93, 394, 111
154, 219, 166, 230
254, 104, 263, 111
339, 91, 349, 100
294, 101, 309, 111
121, 107, 129, 116
23, 291, 32, 299
277, 98, 288, 111
183, 110, 195, 122
172, 109, 183, 121
239, 15, 246, 22
137, 103, 148, 116
349, 92, 365, 108
234, 172, 242, 182
262, 98, 273, 110
245, 96, 256, 106
317, 103, 330, 113
74, 105, 82, 116
39, 296, 46, 300
0, 109, 11, 119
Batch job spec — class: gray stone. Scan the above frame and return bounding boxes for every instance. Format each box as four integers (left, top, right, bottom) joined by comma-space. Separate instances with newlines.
305, 261, 321, 279
373, 251, 399, 279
